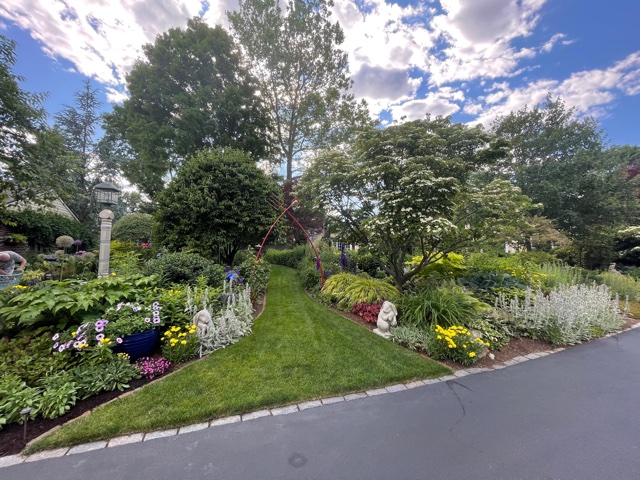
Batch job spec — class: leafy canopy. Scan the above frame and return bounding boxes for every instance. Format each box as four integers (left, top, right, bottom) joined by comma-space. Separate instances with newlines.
154, 147, 280, 265
297, 117, 535, 288
228, 0, 372, 180
103, 18, 272, 197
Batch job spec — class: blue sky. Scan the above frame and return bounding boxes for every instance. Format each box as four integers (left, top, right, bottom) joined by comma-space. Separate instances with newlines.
1, 0, 639, 146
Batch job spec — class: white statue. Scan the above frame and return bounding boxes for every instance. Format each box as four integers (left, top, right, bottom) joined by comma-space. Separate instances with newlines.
193, 309, 213, 337
374, 301, 397, 338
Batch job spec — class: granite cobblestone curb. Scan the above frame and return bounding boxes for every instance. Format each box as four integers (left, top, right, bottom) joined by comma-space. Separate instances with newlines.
7, 325, 639, 468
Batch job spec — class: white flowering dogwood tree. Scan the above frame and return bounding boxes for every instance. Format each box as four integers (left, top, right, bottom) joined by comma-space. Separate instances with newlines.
297, 117, 536, 288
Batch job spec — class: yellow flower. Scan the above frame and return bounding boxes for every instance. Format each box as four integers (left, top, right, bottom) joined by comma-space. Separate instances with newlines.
165, 331, 172, 337
181, 340, 187, 345
72, 331, 77, 337
437, 335, 442, 339
469, 352, 476, 358
111, 272, 116, 276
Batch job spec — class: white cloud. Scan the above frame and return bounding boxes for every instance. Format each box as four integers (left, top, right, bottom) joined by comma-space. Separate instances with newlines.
389, 92, 461, 121
0, 0, 204, 88
469, 51, 640, 128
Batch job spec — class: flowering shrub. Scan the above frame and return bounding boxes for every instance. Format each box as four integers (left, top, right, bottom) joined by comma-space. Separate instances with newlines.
497, 284, 625, 345
351, 302, 382, 323
103, 301, 164, 338
161, 324, 199, 364
135, 356, 172, 379
426, 325, 489, 366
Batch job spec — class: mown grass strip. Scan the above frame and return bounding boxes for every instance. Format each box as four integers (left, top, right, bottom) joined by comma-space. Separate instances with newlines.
28, 266, 450, 452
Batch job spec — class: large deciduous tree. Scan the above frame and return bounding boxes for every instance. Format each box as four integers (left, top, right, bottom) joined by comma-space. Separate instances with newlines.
104, 18, 272, 198
493, 96, 639, 267
228, 0, 373, 180
297, 117, 534, 288
154, 148, 279, 265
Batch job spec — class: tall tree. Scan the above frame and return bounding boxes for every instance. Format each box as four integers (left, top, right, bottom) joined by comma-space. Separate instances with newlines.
54, 79, 103, 223
297, 118, 534, 288
154, 148, 280, 265
493, 96, 639, 266
0, 35, 71, 218
228, 0, 373, 180
104, 18, 272, 198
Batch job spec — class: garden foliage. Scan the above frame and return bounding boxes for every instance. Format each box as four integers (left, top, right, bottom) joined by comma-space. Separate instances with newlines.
145, 252, 224, 287
498, 285, 625, 345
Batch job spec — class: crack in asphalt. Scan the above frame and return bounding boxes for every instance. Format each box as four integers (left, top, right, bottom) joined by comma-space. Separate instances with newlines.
446, 380, 472, 432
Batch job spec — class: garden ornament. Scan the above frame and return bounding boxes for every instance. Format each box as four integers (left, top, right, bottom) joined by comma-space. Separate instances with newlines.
193, 309, 213, 337
374, 301, 398, 338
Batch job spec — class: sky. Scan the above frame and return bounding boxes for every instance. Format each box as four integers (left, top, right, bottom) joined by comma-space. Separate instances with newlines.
1, 0, 639, 146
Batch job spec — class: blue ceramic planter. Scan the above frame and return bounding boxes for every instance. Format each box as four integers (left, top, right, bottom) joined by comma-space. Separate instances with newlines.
113, 329, 160, 362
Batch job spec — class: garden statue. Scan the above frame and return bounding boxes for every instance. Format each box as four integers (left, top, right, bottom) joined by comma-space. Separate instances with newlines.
193, 309, 213, 337
374, 301, 397, 338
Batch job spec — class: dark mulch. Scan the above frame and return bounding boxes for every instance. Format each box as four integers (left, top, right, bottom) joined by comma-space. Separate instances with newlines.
0, 373, 170, 458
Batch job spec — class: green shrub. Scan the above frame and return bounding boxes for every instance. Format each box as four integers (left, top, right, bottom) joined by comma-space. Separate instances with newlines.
539, 262, 584, 288
236, 256, 271, 300
596, 271, 640, 301
337, 277, 399, 310
351, 249, 380, 277
407, 252, 467, 278
5, 209, 95, 250
262, 245, 307, 268
398, 285, 487, 329
161, 324, 199, 364
298, 262, 322, 290
112, 213, 153, 244
0, 333, 77, 385
145, 252, 224, 287
513, 251, 558, 266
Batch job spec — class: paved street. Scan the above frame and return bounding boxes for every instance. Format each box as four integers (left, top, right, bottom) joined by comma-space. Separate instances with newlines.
5, 329, 640, 480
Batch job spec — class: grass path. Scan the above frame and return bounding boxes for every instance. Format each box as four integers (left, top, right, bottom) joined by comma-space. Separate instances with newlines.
29, 266, 450, 452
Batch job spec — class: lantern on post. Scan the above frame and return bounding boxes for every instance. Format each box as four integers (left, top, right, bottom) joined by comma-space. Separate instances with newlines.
94, 182, 121, 277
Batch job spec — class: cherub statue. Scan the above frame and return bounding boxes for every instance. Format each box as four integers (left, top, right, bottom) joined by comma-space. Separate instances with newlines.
374, 301, 398, 338
193, 309, 213, 337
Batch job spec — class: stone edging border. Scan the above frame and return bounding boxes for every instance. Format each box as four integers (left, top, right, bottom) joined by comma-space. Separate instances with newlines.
2, 322, 639, 469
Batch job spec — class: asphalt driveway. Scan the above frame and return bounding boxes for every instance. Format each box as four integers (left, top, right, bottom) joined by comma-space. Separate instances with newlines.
5, 328, 640, 480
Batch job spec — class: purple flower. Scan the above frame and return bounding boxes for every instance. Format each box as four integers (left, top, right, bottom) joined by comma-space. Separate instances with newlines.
73, 239, 83, 246
116, 303, 124, 311
52, 333, 60, 341
65, 341, 73, 348
145, 318, 151, 323
95, 325, 104, 332
96, 334, 105, 341
53, 342, 59, 349
73, 341, 81, 348
153, 318, 160, 324
95, 320, 105, 328
116, 337, 123, 344
153, 311, 160, 318
58, 345, 65, 352
152, 302, 160, 310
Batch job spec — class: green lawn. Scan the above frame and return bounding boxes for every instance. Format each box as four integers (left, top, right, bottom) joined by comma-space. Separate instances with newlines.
27, 266, 450, 452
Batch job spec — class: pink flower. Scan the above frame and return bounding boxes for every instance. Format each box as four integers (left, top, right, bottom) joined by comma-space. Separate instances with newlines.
116, 337, 123, 344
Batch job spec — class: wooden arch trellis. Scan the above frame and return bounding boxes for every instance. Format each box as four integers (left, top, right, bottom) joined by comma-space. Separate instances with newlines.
254, 196, 325, 287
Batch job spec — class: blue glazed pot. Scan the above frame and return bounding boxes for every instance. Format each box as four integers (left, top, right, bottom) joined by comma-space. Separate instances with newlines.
113, 329, 160, 362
